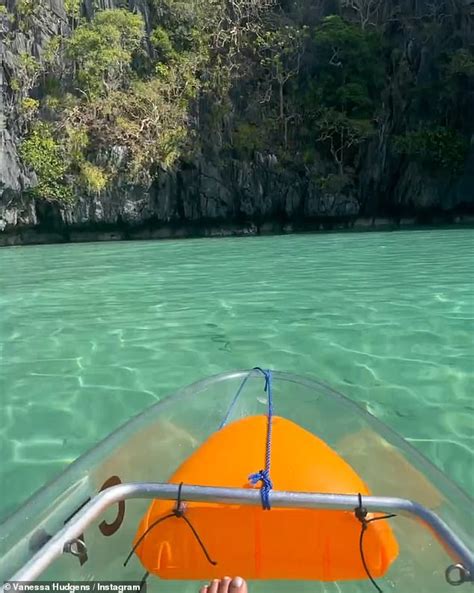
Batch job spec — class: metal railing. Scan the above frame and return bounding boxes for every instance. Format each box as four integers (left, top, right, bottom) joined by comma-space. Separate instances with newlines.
2, 483, 473, 589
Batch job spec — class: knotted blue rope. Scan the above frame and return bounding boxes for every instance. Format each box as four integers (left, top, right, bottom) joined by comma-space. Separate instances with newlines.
248, 367, 273, 510
218, 367, 274, 510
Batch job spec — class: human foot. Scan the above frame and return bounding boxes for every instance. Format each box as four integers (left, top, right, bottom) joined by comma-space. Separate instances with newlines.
199, 577, 248, 593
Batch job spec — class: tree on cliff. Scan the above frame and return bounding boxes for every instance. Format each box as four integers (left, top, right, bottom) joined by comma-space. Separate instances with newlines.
340, 0, 382, 30
8, 0, 470, 206
66, 9, 145, 97
256, 25, 307, 148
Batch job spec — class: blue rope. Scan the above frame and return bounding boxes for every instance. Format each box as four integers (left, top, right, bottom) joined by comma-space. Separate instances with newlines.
217, 367, 274, 510
248, 367, 273, 510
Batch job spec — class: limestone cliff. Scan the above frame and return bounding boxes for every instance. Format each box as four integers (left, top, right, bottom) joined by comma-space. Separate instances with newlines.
0, 0, 473, 245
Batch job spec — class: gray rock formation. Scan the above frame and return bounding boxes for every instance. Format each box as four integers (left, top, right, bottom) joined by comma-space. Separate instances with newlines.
0, 0, 473, 245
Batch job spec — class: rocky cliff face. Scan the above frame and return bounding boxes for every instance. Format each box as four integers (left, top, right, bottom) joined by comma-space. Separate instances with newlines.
0, 0, 473, 246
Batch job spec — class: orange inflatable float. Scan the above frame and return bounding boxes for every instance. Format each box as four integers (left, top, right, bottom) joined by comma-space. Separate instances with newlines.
132, 415, 398, 581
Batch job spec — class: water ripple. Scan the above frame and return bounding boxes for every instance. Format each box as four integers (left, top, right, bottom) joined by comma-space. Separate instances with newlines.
0, 229, 473, 519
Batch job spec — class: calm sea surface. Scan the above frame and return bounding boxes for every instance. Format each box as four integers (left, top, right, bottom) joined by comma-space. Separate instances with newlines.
1, 229, 473, 520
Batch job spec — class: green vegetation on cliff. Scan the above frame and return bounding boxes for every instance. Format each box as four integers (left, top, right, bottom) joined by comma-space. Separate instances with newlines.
394, 127, 468, 174
8, 0, 473, 205
19, 123, 74, 202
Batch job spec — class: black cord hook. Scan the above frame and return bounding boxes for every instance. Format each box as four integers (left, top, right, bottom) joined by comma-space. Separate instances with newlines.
354, 493, 397, 593
124, 482, 217, 568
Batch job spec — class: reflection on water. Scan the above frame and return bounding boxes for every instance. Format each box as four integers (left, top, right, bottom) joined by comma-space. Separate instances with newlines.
0, 229, 473, 522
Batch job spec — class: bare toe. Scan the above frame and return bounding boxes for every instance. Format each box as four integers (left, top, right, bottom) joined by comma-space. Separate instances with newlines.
229, 577, 247, 593
216, 577, 231, 593
199, 587, 208, 593
208, 579, 220, 593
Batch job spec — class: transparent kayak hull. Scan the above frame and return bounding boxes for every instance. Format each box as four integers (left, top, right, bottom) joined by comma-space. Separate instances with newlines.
0, 370, 472, 592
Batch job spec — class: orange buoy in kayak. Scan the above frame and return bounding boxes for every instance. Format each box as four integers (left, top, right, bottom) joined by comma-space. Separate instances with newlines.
132, 415, 398, 581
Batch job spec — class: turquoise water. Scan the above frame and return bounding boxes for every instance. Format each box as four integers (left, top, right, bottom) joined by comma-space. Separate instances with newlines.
0, 229, 473, 521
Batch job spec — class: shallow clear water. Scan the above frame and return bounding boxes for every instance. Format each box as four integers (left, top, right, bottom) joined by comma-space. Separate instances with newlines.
0, 229, 473, 521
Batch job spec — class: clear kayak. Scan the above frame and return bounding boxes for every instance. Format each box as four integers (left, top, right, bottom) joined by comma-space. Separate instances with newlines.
0, 369, 472, 592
